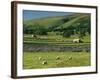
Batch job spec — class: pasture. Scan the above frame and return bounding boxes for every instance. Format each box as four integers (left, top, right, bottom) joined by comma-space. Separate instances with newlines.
23, 51, 90, 69
23, 13, 91, 69
23, 33, 91, 69
23, 33, 90, 44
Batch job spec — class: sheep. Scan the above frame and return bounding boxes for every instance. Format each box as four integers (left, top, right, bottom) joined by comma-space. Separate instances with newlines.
56, 56, 60, 60
42, 60, 47, 65
68, 56, 72, 60
39, 57, 42, 60
73, 39, 80, 43
31, 34, 34, 38
31, 34, 37, 38
73, 38, 83, 43
66, 56, 72, 63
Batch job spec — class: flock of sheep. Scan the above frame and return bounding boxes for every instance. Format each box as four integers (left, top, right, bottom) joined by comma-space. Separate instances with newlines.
38, 56, 72, 65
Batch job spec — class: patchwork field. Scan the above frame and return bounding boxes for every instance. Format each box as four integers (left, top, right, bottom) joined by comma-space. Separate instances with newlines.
23, 13, 91, 69
23, 52, 90, 69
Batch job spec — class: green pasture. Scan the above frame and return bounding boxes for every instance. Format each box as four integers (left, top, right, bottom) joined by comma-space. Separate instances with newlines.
23, 33, 90, 44
23, 52, 90, 69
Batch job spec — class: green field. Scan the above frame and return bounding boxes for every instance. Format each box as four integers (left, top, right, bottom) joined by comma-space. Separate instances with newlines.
23, 52, 90, 69
24, 33, 90, 45
23, 13, 91, 69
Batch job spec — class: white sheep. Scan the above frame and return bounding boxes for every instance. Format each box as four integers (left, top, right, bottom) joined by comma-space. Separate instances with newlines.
56, 56, 60, 60
68, 56, 72, 60
31, 34, 34, 38
73, 39, 80, 43
42, 60, 47, 65
39, 57, 42, 60
73, 38, 83, 43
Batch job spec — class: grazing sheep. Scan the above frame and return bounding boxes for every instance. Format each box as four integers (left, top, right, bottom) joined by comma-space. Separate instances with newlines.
68, 56, 72, 60
56, 56, 60, 60
32, 34, 37, 38
31, 34, 34, 38
39, 57, 42, 60
73, 39, 80, 43
42, 61, 47, 65
73, 38, 83, 43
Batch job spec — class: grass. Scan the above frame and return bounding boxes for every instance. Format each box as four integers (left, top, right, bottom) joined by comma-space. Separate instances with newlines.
56, 15, 88, 29
23, 51, 91, 69
24, 15, 65, 28
24, 41, 90, 46
23, 13, 91, 69
24, 34, 90, 44
23, 33, 91, 69
23, 34, 90, 47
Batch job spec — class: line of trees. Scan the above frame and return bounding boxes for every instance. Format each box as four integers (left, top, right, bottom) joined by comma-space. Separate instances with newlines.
24, 24, 48, 35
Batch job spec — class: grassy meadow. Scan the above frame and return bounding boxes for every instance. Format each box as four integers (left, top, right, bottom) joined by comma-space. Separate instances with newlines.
23, 12, 91, 69
24, 33, 90, 44
23, 52, 90, 69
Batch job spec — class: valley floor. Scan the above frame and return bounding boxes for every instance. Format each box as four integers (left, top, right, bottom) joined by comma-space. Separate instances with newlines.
23, 51, 90, 69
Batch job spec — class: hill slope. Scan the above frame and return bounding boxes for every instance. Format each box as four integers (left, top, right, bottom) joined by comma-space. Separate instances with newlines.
24, 13, 91, 36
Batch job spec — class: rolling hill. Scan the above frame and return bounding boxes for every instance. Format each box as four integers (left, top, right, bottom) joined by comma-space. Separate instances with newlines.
23, 13, 91, 37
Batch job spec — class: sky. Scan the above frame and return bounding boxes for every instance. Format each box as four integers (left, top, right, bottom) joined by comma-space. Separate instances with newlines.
23, 10, 73, 20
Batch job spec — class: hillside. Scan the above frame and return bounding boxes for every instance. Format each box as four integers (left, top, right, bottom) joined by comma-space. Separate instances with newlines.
23, 13, 91, 38
24, 16, 65, 28
55, 14, 90, 30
